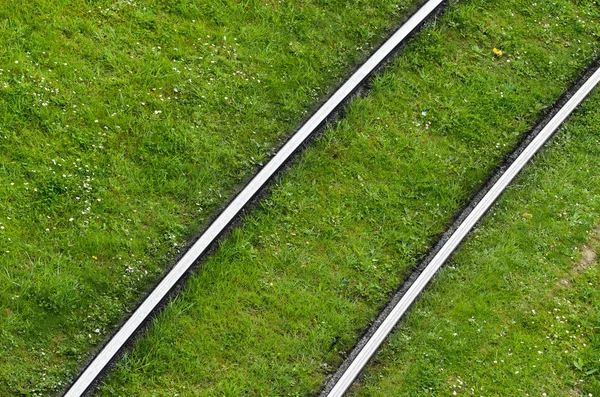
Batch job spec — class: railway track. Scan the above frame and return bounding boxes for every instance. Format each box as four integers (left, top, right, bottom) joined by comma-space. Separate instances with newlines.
63, 1, 446, 395
62, 0, 600, 394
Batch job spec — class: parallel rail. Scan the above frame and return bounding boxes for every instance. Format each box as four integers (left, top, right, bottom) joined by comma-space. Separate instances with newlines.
63, 1, 446, 395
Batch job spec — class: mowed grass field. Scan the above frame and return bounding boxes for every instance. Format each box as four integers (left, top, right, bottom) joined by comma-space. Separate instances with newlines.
351, 90, 600, 396
92, 0, 600, 396
0, 0, 424, 394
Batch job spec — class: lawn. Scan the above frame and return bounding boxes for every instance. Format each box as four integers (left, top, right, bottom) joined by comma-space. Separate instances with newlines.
0, 0, 424, 394
91, 0, 600, 396
350, 89, 600, 396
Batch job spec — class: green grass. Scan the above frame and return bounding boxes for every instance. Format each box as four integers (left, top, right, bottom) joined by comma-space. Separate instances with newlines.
350, 89, 600, 397
0, 0, 426, 394
90, 0, 600, 395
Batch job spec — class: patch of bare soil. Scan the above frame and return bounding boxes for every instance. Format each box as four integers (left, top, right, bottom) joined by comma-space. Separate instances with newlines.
574, 244, 597, 274
574, 226, 600, 275
557, 227, 599, 287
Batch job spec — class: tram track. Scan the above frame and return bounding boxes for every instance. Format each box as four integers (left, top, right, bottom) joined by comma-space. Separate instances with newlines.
63, 1, 447, 395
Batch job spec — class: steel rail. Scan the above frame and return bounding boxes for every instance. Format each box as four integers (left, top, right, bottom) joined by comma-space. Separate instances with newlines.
63, 1, 445, 395
324, 66, 600, 397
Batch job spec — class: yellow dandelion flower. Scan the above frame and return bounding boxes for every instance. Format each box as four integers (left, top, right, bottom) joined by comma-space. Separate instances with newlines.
92, 255, 98, 260
493, 47, 503, 57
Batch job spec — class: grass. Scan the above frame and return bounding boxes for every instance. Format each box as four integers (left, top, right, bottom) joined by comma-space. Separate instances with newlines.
0, 0, 426, 394
89, 0, 600, 395
350, 89, 600, 397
